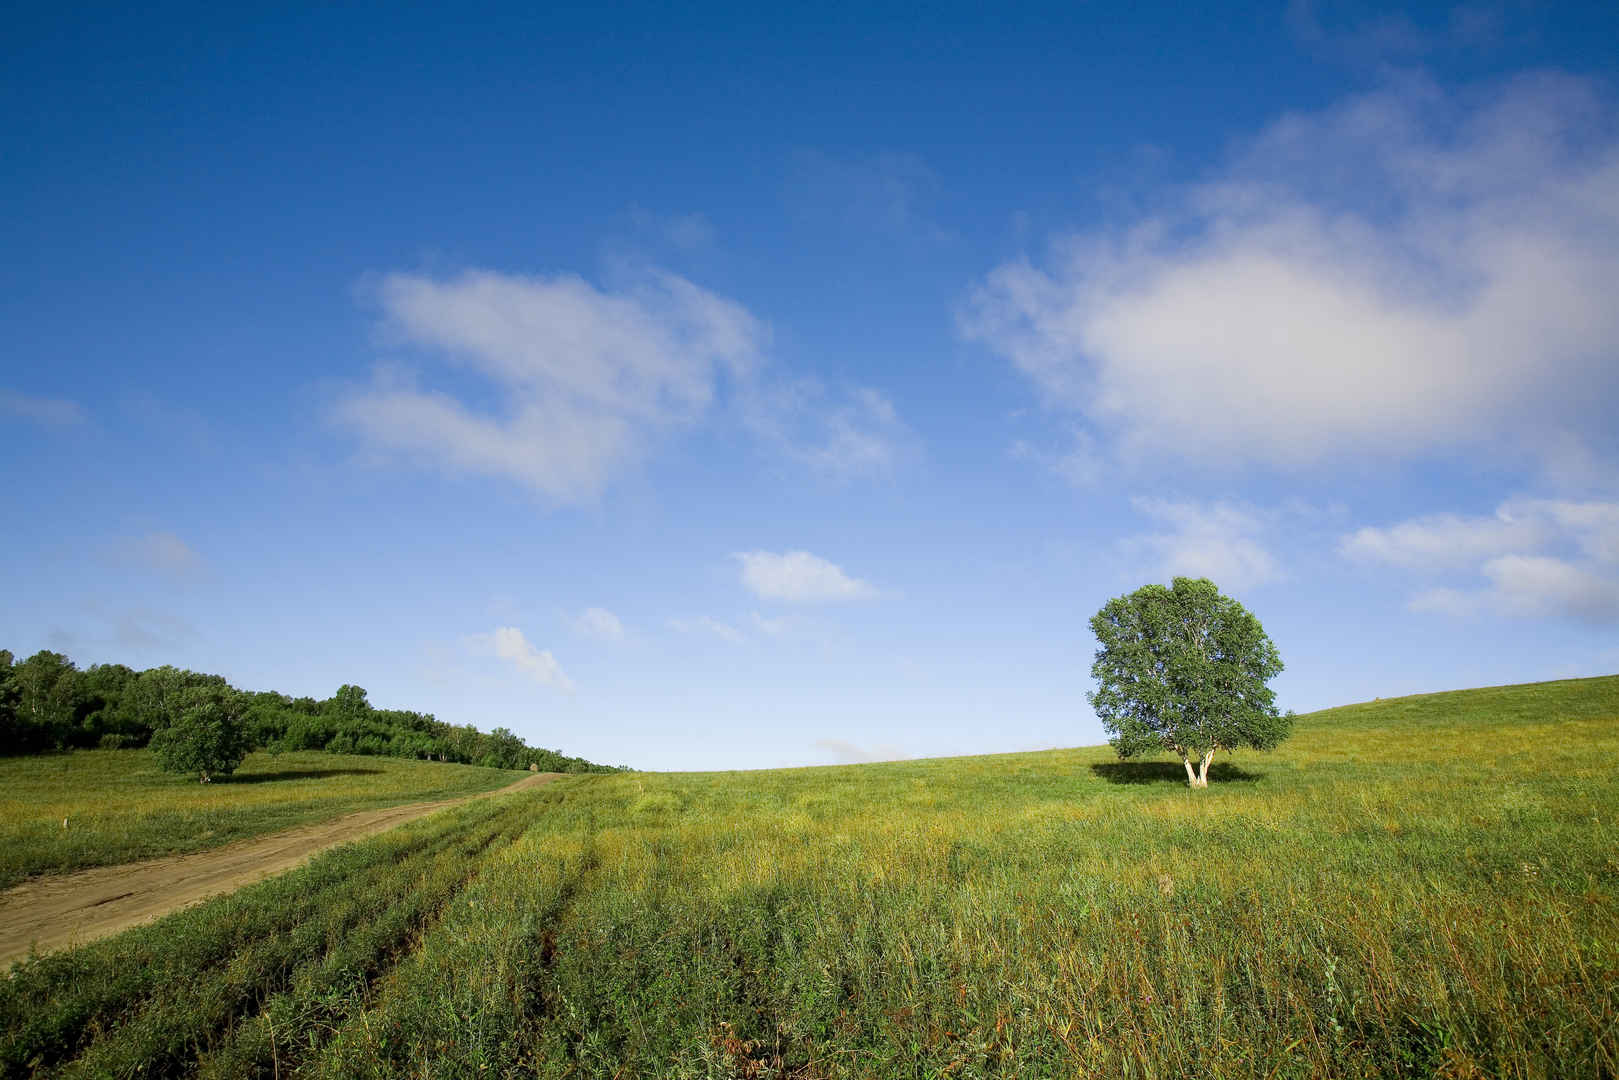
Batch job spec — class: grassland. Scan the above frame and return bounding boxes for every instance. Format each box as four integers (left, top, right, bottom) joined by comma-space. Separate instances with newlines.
0, 749, 521, 888
3, 675, 1616, 1078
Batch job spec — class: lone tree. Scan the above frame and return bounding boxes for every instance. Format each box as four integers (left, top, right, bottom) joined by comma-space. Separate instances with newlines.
1088, 577, 1292, 788
149, 685, 250, 782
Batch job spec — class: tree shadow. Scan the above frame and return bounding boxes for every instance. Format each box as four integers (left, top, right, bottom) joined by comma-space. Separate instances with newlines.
1089, 761, 1264, 785
228, 768, 384, 784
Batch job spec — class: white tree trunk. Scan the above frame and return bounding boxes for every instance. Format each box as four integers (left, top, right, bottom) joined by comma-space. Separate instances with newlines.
1183, 757, 1199, 787
1194, 750, 1214, 788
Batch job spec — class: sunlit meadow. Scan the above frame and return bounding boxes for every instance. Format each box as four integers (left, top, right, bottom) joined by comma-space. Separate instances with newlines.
4, 676, 1616, 1077
0, 750, 519, 888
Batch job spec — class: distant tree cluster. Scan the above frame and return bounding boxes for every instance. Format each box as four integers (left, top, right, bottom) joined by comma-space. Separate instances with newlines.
0, 648, 620, 778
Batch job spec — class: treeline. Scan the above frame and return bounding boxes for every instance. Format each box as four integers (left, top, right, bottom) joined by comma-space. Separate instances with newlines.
0, 649, 620, 773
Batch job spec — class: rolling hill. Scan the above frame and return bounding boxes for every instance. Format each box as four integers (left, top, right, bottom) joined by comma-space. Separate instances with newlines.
3, 674, 1616, 1078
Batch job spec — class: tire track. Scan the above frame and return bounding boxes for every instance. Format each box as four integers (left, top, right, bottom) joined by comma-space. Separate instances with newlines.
0, 771, 559, 968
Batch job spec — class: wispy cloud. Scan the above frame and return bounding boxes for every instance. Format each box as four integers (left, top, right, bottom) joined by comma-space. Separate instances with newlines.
1121, 497, 1284, 592
574, 606, 626, 642
336, 266, 766, 500
1010, 429, 1104, 488
111, 609, 200, 651
741, 380, 916, 479
813, 738, 908, 765
1411, 557, 1619, 622
470, 626, 574, 690
1345, 498, 1619, 623
749, 611, 795, 636
2, 389, 86, 427
964, 74, 1619, 475
667, 615, 745, 644
111, 531, 205, 580
627, 206, 716, 250
1341, 507, 1549, 571
1286, 0, 1516, 67
736, 550, 874, 604
786, 150, 951, 243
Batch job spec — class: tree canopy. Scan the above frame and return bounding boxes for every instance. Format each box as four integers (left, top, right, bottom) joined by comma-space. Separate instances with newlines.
1088, 577, 1292, 787
149, 685, 252, 782
0, 647, 623, 773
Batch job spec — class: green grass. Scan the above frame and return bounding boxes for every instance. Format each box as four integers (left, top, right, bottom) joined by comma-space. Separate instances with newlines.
4, 675, 1616, 1077
0, 749, 521, 888
0, 792, 538, 1077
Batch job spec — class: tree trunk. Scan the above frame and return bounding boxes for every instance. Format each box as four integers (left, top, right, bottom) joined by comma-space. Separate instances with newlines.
1182, 757, 1199, 787
1195, 750, 1214, 788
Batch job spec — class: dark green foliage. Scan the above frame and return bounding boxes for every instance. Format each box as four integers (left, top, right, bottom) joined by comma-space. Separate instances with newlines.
127, 665, 213, 735
5, 650, 79, 753
0, 651, 144, 753
0, 645, 621, 772
1089, 577, 1292, 785
148, 685, 252, 782
75, 663, 143, 748
0, 651, 18, 753
479, 725, 528, 769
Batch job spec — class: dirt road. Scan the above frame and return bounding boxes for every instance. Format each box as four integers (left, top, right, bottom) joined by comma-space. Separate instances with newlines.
0, 771, 558, 969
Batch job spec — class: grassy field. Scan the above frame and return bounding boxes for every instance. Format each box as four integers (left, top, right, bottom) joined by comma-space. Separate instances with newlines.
0, 750, 522, 888
3, 675, 1616, 1078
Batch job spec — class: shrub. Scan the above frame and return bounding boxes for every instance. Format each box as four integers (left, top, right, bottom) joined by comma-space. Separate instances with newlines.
149, 687, 251, 782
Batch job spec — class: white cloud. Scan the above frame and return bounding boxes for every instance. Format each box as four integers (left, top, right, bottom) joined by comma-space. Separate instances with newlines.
1480, 555, 1619, 621
574, 606, 626, 641
1413, 557, 1619, 622
336, 266, 766, 500
814, 738, 909, 765
2, 389, 86, 427
1348, 498, 1619, 623
1345, 499, 1619, 568
472, 626, 574, 690
1340, 509, 1551, 571
1123, 497, 1284, 591
741, 380, 915, 479
667, 615, 745, 644
1543, 501, 1619, 564
736, 550, 874, 604
963, 74, 1619, 473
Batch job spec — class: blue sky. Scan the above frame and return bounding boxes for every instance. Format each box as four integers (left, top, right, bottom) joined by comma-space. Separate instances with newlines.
4, 1, 1617, 770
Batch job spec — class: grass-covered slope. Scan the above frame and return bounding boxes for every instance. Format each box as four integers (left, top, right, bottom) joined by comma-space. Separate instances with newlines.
4, 675, 1616, 1078
0, 749, 521, 888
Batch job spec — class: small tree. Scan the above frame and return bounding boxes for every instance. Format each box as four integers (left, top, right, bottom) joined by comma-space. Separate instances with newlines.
1088, 577, 1292, 788
150, 686, 250, 782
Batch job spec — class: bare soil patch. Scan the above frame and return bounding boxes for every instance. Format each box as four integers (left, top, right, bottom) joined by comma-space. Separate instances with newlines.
0, 771, 558, 968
